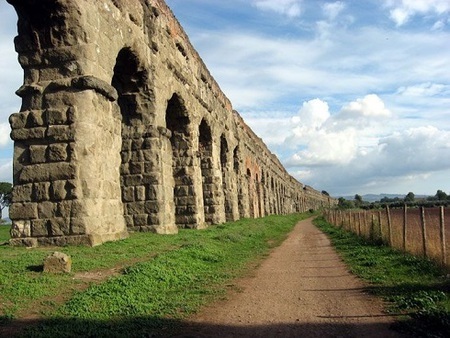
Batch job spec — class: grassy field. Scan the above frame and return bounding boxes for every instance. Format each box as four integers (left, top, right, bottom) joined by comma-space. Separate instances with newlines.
314, 216, 450, 338
0, 213, 310, 337
3, 214, 448, 337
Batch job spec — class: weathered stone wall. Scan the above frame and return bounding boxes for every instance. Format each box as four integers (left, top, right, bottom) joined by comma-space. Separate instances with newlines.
7, 0, 335, 247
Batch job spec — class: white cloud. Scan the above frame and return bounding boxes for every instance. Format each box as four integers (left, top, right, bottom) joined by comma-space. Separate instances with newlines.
431, 19, 446, 31
375, 126, 450, 174
278, 95, 450, 195
0, 123, 10, 147
252, 0, 302, 18
0, 3, 21, 131
284, 95, 390, 168
337, 94, 391, 120
288, 129, 358, 166
384, 0, 450, 26
192, 25, 450, 116
396, 82, 450, 97
0, 160, 12, 183
322, 1, 345, 20
287, 122, 450, 195
292, 99, 330, 130
243, 116, 293, 146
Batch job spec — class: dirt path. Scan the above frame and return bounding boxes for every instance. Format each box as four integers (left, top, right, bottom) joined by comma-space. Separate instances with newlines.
177, 218, 403, 337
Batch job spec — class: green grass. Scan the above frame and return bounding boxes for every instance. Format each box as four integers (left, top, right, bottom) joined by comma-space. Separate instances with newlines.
0, 224, 10, 243
314, 216, 450, 338
0, 213, 311, 337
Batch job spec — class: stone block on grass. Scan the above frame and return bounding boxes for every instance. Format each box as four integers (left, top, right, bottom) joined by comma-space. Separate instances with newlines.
43, 251, 72, 273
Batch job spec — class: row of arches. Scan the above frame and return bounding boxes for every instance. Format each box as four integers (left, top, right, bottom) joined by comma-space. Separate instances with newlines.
112, 47, 329, 231
7, 0, 334, 247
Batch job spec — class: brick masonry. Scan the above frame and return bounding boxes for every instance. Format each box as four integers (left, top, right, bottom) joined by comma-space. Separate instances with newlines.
7, 0, 336, 247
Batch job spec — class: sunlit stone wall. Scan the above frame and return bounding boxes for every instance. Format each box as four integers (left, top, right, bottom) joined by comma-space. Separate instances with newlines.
7, 0, 335, 247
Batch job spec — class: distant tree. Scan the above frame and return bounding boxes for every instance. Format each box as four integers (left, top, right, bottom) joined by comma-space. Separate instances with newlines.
435, 190, 448, 201
338, 197, 354, 209
0, 182, 12, 221
380, 196, 401, 204
354, 194, 363, 206
321, 190, 330, 196
404, 192, 415, 202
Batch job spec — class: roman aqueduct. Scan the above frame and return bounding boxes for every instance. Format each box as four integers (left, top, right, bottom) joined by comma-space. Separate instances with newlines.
7, 0, 335, 247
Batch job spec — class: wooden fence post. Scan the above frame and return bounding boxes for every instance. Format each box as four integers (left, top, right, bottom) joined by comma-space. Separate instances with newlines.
357, 212, 362, 236
403, 204, 407, 251
386, 205, 392, 246
378, 210, 382, 242
439, 206, 446, 266
371, 213, 375, 241
420, 206, 427, 258
363, 211, 368, 239
350, 212, 353, 232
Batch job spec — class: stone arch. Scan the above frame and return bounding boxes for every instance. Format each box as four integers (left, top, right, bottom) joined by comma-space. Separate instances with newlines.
276, 180, 281, 214
246, 168, 254, 218
199, 119, 214, 224
220, 134, 228, 167
233, 146, 245, 218
260, 169, 267, 216
111, 47, 151, 230
255, 172, 261, 218
166, 93, 197, 228
233, 146, 240, 173
270, 176, 275, 214
112, 47, 149, 126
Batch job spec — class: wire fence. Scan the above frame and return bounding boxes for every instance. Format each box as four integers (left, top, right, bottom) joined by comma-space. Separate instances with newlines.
323, 206, 449, 270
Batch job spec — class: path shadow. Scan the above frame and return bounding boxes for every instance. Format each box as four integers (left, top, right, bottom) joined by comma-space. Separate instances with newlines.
0, 315, 411, 338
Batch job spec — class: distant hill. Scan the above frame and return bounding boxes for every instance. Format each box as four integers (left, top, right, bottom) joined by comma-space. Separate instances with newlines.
341, 194, 430, 203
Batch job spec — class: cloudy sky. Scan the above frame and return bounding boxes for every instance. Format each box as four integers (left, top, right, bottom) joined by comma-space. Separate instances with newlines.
1, 0, 450, 198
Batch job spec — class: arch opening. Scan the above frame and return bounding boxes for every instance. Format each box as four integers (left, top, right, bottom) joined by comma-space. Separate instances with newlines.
112, 48, 150, 230
220, 134, 233, 221
246, 168, 254, 218
166, 93, 195, 228
112, 48, 148, 127
255, 172, 261, 218
233, 146, 245, 218
199, 119, 214, 224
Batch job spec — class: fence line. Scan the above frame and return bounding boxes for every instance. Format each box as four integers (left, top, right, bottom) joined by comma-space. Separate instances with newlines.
324, 206, 449, 270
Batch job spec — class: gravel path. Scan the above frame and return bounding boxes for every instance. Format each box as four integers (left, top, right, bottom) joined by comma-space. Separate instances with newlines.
177, 217, 403, 337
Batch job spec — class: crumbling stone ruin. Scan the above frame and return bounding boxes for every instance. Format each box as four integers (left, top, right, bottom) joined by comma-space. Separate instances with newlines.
7, 0, 335, 247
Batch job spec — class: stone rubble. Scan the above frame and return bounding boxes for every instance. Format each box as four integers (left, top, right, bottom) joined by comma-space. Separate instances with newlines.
43, 251, 72, 273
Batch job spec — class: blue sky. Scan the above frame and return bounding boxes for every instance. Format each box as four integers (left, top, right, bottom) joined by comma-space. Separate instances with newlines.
1, 0, 450, 198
